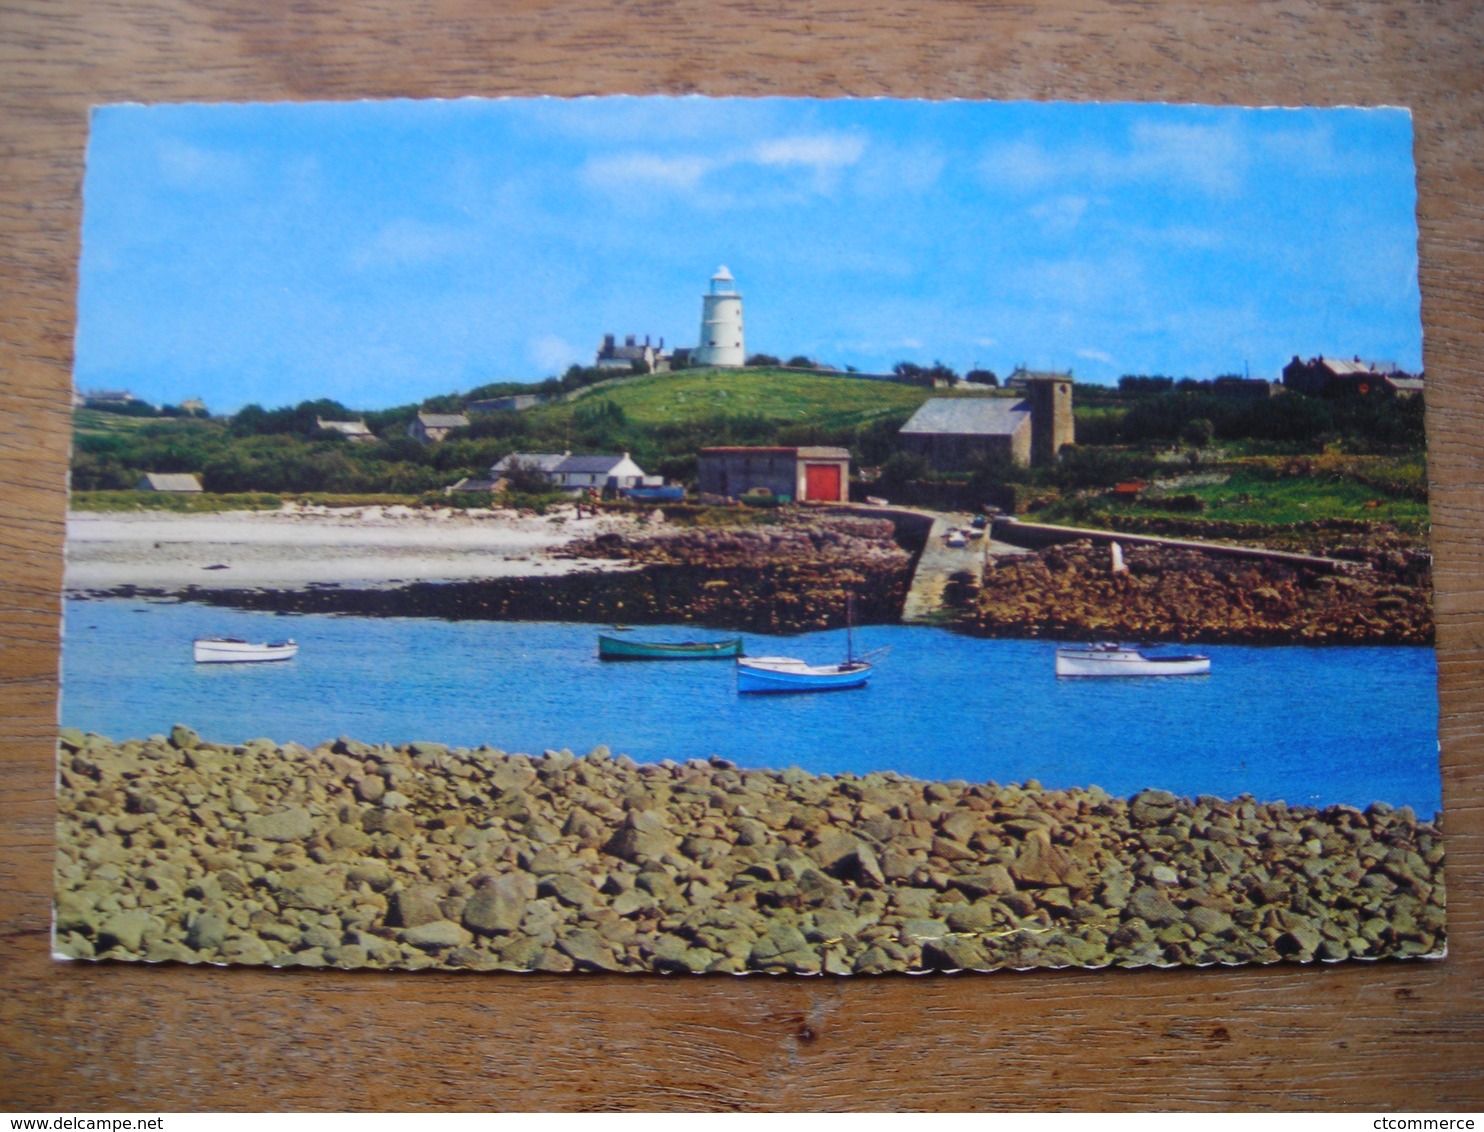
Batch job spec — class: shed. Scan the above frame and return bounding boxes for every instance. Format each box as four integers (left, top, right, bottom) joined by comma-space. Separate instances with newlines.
697, 446, 851, 504
407, 412, 470, 443
136, 473, 203, 493
316, 417, 375, 443
898, 397, 1032, 470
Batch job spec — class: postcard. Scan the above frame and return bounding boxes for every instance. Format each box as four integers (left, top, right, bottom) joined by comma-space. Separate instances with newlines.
55, 97, 1442, 974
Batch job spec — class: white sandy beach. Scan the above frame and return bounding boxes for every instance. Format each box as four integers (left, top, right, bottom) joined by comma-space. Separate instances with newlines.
64, 504, 642, 591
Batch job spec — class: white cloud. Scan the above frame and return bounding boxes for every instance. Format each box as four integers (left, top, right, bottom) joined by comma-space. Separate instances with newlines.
157, 140, 248, 190
1076, 348, 1115, 365
529, 333, 581, 373
753, 134, 865, 169
1028, 194, 1090, 235
982, 120, 1246, 196
580, 132, 867, 202
580, 153, 716, 192
352, 220, 473, 269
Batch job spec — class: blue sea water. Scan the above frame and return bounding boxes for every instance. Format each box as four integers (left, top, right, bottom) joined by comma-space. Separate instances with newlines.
59, 598, 1442, 815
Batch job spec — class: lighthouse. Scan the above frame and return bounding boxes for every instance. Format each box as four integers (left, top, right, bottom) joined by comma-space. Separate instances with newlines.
693, 265, 745, 367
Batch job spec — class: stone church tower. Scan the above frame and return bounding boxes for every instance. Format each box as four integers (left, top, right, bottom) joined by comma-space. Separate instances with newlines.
1025, 374, 1075, 465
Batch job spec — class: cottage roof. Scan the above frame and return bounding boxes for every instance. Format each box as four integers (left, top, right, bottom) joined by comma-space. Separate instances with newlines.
556, 453, 636, 474
1316, 357, 1378, 376
138, 472, 203, 492
317, 417, 372, 437
492, 453, 568, 473
899, 397, 1031, 437
416, 412, 470, 429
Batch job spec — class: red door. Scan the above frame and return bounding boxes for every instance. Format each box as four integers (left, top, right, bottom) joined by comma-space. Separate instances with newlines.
804, 463, 841, 501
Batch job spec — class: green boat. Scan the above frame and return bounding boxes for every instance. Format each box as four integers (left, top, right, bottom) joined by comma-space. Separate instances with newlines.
598, 634, 744, 661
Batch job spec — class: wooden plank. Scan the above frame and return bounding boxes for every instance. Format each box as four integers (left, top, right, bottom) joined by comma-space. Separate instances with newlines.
2, 0, 1481, 1111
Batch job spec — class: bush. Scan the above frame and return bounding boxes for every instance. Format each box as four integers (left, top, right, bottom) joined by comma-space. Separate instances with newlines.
1163, 494, 1207, 512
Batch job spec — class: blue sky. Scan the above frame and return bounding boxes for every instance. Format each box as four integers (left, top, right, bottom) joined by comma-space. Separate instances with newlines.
75, 97, 1422, 413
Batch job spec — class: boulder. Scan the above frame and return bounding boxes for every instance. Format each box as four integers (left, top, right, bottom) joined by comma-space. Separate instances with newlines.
388, 885, 445, 929
1125, 886, 1183, 927
245, 807, 315, 843
402, 920, 473, 951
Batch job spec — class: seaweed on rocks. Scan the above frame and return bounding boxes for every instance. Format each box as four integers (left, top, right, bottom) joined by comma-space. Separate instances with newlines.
972, 538, 1433, 646
123, 513, 916, 634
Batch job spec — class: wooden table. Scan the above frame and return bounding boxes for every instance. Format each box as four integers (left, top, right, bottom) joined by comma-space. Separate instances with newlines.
2, 0, 1480, 1111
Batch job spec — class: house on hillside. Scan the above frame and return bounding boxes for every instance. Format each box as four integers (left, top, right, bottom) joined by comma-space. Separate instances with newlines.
697, 446, 851, 504
407, 411, 470, 443
595, 334, 669, 374
1282, 355, 1421, 398
316, 417, 376, 443
136, 473, 203, 493
490, 452, 648, 493
899, 376, 1074, 471
85, 389, 137, 407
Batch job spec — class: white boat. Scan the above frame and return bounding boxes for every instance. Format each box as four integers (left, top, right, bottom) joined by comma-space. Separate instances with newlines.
193, 637, 299, 664
738, 597, 875, 693
1055, 642, 1210, 678
736, 655, 873, 694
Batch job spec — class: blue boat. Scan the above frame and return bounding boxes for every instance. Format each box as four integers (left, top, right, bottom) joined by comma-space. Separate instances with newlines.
736, 654, 873, 694
623, 485, 686, 503
737, 598, 874, 693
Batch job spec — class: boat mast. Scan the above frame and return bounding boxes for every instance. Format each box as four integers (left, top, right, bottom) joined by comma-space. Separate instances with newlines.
846, 594, 855, 665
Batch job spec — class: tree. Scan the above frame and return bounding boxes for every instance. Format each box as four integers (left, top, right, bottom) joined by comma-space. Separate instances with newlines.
1182, 417, 1216, 447
879, 450, 930, 492
964, 369, 999, 387
786, 355, 814, 368
501, 457, 557, 496
746, 353, 780, 367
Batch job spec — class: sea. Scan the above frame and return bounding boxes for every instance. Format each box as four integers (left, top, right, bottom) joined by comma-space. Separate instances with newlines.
58, 597, 1443, 815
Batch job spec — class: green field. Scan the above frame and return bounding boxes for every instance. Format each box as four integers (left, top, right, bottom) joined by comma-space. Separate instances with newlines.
1042, 463, 1429, 531
530, 367, 965, 430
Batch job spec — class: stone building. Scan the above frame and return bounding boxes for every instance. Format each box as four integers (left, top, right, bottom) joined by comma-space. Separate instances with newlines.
407, 412, 470, 444
1281, 355, 1421, 398
697, 446, 851, 504
316, 417, 376, 443
594, 334, 669, 373
898, 376, 1074, 471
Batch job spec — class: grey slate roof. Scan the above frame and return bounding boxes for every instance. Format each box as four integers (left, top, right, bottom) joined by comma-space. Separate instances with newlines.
556, 454, 630, 474
492, 453, 568, 474
416, 412, 470, 429
137, 472, 203, 492
899, 398, 1031, 437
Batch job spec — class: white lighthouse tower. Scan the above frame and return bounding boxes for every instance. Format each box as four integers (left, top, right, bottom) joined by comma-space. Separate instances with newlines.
693, 265, 745, 367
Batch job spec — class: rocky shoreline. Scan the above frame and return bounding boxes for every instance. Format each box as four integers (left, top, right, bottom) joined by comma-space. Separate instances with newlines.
55, 728, 1445, 974
967, 537, 1433, 646
77, 513, 914, 634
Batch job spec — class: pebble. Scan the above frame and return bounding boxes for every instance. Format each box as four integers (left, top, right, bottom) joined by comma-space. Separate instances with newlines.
53, 730, 1446, 975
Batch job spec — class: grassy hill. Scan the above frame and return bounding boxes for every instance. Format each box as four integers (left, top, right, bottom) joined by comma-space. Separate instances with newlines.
527, 366, 979, 430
